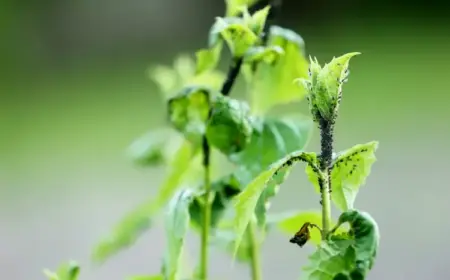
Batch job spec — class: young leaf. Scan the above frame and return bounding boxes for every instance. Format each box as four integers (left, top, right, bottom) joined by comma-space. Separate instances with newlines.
206, 96, 253, 155
127, 276, 164, 280
195, 43, 223, 75
232, 150, 319, 257
225, 0, 259, 16
150, 55, 225, 99
92, 140, 198, 263
243, 46, 284, 64
209, 17, 258, 57
248, 26, 309, 115
44, 261, 80, 280
229, 115, 314, 226
163, 189, 195, 280
168, 86, 215, 145
246, 6, 270, 36
297, 52, 360, 122
305, 141, 378, 211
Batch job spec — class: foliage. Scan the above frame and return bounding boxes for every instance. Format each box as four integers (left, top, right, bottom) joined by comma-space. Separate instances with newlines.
43, 0, 381, 279
43, 261, 80, 280
232, 52, 381, 279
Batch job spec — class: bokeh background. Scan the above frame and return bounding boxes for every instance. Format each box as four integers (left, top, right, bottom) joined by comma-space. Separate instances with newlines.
2, 0, 450, 279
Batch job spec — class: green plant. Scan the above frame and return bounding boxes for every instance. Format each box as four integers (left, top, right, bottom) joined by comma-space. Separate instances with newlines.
232, 52, 381, 279
44, 0, 380, 279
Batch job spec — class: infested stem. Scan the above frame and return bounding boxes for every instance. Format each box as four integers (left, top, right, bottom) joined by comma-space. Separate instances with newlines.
200, 136, 211, 280
319, 119, 334, 239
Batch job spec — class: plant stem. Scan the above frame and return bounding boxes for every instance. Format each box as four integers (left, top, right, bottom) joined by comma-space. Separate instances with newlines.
247, 219, 262, 280
319, 119, 334, 239
200, 136, 211, 280
221, 57, 243, 96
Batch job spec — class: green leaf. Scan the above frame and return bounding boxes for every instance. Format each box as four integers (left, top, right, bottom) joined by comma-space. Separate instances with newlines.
302, 235, 356, 280
127, 128, 177, 167
168, 86, 215, 145
44, 261, 80, 280
302, 210, 380, 279
149, 55, 225, 99
206, 96, 253, 155
195, 43, 223, 75
331, 142, 378, 211
163, 189, 195, 280
232, 149, 319, 257
267, 210, 346, 246
334, 210, 380, 278
189, 174, 241, 230
305, 142, 378, 211
149, 65, 178, 98
248, 26, 309, 115
246, 6, 270, 36
210, 225, 258, 263
92, 140, 198, 263
230, 115, 314, 226
243, 46, 284, 64
225, 0, 259, 16
209, 17, 258, 57
297, 52, 360, 122
127, 276, 164, 280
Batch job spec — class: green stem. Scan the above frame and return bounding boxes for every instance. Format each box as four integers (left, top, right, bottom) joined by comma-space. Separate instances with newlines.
247, 219, 262, 280
320, 175, 332, 239
200, 136, 211, 280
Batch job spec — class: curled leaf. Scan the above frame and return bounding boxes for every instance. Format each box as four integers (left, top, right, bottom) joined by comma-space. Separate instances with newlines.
289, 222, 314, 248
168, 86, 215, 145
206, 96, 253, 155
302, 210, 379, 279
189, 174, 241, 230
332, 209, 380, 278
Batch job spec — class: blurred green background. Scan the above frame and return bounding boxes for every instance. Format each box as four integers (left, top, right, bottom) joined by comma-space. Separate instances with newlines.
2, 0, 449, 279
